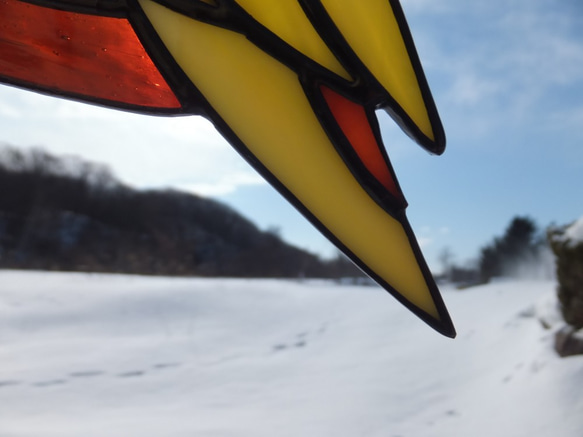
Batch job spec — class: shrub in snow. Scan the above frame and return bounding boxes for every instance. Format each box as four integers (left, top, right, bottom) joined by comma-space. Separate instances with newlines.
548, 216, 583, 330
478, 216, 549, 282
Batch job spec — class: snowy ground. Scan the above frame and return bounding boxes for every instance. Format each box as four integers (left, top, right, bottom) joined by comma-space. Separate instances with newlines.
1, 270, 582, 437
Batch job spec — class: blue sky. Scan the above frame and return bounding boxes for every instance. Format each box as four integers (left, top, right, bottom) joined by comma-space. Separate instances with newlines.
1, 0, 582, 272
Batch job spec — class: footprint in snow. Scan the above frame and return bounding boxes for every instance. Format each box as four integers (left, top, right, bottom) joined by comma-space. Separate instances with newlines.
117, 370, 146, 378
33, 379, 67, 387
0, 380, 22, 388
273, 330, 313, 352
273, 340, 307, 352
70, 370, 105, 378
152, 362, 181, 370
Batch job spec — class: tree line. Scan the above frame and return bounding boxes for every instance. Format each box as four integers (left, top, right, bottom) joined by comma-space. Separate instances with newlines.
0, 146, 364, 279
439, 216, 551, 285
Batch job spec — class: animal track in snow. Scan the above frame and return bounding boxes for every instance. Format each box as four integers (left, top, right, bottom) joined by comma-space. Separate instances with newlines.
70, 370, 105, 378
33, 379, 67, 387
152, 362, 181, 370
0, 380, 22, 388
117, 370, 146, 378
0, 362, 184, 391
272, 331, 312, 352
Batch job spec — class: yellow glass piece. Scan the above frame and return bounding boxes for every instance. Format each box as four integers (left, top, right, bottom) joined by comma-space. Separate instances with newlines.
321, 0, 434, 141
139, 0, 439, 319
234, 0, 351, 81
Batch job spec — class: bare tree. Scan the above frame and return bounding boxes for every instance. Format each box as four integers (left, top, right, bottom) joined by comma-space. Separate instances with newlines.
438, 246, 454, 280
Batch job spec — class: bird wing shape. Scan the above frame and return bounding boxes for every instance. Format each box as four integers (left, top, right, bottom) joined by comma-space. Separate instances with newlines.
0, 0, 455, 337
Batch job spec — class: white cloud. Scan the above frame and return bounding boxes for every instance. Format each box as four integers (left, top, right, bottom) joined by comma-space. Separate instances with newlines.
447, 73, 501, 107
174, 172, 266, 197
0, 85, 268, 196
490, 12, 583, 101
417, 236, 433, 249
399, 0, 583, 148
0, 101, 22, 118
548, 106, 583, 133
402, 0, 452, 14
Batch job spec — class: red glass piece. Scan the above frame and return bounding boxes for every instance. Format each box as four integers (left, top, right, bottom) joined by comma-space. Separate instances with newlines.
320, 85, 402, 200
0, 0, 181, 109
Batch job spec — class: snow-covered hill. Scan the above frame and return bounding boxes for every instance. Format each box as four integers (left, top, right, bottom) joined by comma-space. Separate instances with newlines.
1, 271, 581, 436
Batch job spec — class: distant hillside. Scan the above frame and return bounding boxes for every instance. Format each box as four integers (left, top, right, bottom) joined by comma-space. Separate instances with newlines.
0, 147, 363, 278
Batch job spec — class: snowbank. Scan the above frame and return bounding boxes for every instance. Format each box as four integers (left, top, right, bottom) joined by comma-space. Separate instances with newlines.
551, 215, 583, 247
564, 216, 583, 246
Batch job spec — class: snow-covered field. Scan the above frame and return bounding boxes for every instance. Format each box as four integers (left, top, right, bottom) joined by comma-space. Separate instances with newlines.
1, 270, 582, 437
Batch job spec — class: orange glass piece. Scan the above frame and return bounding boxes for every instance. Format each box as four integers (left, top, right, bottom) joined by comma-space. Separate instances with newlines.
320, 85, 402, 200
0, 0, 181, 109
